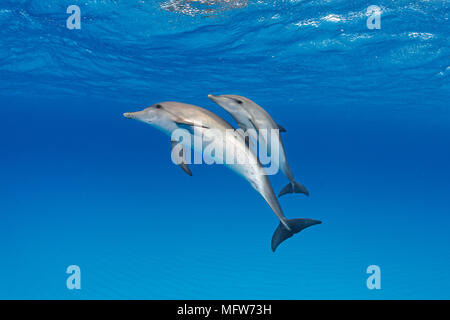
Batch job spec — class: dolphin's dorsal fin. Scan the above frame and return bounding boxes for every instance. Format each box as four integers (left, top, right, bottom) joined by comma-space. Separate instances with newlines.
277, 124, 287, 132
170, 140, 192, 176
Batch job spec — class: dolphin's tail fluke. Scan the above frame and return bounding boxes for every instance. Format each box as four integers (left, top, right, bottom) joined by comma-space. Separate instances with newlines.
278, 180, 309, 197
271, 218, 321, 252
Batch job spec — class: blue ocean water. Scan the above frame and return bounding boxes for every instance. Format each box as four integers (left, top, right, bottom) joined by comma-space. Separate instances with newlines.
1, 0, 449, 299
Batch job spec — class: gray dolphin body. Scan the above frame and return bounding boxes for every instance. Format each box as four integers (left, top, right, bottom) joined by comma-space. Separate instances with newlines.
208, 94, 309, 197
124, 102, 320, 251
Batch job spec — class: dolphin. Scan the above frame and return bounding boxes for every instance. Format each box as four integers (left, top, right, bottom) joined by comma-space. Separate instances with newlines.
123, 102, 321, 251
208, 94, 309, 197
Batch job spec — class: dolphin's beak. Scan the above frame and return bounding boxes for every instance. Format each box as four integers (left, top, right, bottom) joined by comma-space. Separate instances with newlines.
208, 94, 219, 102
123, 111, 144, 120
123, 110, 150, 123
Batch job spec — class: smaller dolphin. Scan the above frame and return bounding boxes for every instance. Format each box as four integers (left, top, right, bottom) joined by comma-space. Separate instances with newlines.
208, 94, 309, 197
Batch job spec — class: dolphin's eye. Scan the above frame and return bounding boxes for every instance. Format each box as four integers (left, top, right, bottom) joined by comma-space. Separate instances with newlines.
155, 104, 162, 109
233, 99, 243, 104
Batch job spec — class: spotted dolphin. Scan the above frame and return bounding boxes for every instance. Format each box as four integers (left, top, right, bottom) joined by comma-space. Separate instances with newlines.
208, 94, 309, 197
123, 102, 320, 251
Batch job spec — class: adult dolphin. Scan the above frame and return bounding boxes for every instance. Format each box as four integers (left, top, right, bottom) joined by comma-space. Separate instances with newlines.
208, 94, 308, 197
123, 102, 320, 251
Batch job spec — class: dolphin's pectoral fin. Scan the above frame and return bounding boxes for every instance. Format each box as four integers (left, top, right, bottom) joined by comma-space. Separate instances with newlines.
174, 119, 209, 129
271, 218, 321, 252
245, 135, 252, 149
178, 162, 192, 176
170, 140, 192, 176
235, 128, 255, 149
277, 124, 287, 132
248, 118, 258, 132
237, 123, 258, 147
164, 109, 210, 130
237, 123, 247, 131
278, 180, 309, 197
